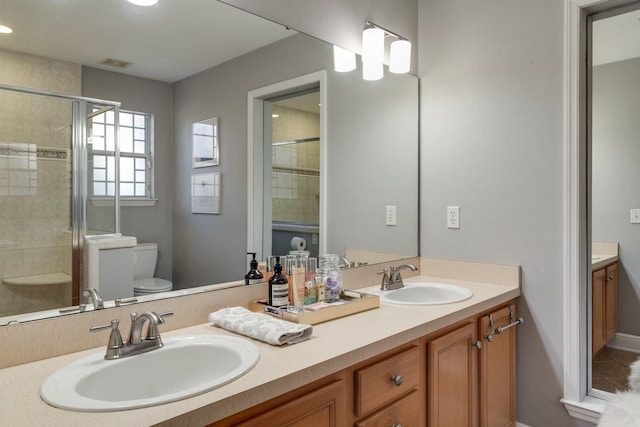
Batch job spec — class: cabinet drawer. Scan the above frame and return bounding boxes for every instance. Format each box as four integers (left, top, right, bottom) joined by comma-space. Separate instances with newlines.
355, 389, 421, 427
354, 345, 420, 416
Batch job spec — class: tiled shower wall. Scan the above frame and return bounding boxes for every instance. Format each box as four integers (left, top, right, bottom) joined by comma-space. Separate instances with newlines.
0, 49, 81, 317
271, 104, 320, 224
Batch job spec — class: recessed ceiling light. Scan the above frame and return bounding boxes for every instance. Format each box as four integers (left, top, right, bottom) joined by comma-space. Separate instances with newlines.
127, 0, 158, 6
0, 25, 13, 34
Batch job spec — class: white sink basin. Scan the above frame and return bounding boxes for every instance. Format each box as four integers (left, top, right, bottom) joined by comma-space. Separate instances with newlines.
40, 335, 259, 412
375, 282, 473, 305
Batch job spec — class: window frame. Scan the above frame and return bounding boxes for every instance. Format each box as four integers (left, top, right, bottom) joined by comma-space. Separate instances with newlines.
89, 108, 156, 207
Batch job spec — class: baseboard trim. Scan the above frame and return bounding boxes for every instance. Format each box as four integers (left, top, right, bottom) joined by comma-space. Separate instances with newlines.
608, 333, 640, 354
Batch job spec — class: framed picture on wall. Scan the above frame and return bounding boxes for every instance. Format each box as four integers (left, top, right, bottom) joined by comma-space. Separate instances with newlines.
191, 172, 221, 214
192, 117, 219, 168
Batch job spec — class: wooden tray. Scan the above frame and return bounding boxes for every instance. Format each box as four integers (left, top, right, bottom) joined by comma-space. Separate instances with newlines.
249, 291, 379, 325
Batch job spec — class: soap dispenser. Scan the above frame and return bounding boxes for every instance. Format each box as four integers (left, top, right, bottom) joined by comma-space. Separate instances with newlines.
245, 252, 264, 285
268, 256, 289, 307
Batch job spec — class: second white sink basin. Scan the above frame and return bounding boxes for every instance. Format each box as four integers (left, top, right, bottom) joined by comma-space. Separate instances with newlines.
375, 282, 473, 305
41, 335, 259, 412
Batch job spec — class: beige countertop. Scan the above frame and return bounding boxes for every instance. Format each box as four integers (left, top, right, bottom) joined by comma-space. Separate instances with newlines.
592, 254, 618, 270
0, 274, 520, 427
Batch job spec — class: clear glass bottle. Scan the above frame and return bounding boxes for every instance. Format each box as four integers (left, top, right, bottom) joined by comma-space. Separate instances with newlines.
318, 254, 343, 302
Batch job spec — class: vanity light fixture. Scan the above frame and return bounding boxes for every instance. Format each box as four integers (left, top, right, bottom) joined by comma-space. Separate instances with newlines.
127, 0, 159, 6
389, 39, 412, 74
362, 26, 385, 64
333, 45, 356, 72
0, 24, 13, 34
362, 58, 383, 81
361, 21, 412, 79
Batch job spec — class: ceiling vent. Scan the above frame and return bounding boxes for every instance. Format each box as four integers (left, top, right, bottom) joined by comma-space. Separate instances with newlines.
99, 58, 133, 68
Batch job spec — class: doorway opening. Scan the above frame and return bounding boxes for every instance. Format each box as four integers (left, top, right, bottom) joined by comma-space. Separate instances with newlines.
247, 71, 327, 263
265, 89, 321, 258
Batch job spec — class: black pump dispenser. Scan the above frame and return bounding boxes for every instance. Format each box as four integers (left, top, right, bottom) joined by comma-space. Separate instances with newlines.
268, 256, 289, 307
245, 252, 264, 285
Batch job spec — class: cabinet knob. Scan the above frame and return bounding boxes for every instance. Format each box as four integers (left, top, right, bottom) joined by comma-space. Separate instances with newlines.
473, 340, 482, 349
391, 375, 403, 386
607, 275, 614, 281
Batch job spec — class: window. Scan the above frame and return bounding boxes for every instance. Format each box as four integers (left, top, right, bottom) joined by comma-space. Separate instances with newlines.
90, 108, 153, 199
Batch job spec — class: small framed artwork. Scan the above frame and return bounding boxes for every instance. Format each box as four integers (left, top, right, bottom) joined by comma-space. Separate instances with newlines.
192, 117, 219, 168
191, 172, 221, 214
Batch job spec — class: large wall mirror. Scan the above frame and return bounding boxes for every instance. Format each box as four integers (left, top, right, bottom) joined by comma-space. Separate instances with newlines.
0, 0, 419, 324
589, 3, 640, 396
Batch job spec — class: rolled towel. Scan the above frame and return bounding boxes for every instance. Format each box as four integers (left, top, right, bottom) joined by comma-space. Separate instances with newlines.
208, 306, 313, 346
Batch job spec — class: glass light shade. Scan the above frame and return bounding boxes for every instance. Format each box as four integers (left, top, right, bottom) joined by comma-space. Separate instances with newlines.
127, 0, 158, 5
362, 60, 383, 81
333, 45, 356, 72
0, 25, 13, 34
389, 40, 411, 74
362, 27, 385, 63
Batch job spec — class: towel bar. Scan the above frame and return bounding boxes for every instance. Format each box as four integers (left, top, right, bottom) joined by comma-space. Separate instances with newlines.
496, 317, 524, 334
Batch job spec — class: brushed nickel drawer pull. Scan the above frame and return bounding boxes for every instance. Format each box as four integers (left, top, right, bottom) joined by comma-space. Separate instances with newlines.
391, 375, 403, 386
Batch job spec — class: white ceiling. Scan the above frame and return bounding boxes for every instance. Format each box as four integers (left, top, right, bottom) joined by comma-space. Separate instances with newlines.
592, 8, 640, 66
0, 0, 294, 82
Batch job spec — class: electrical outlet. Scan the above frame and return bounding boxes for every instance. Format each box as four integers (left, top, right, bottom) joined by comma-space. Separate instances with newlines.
631, 209, 640, 224
386, 205, 397, 226
447, 206, 460, 229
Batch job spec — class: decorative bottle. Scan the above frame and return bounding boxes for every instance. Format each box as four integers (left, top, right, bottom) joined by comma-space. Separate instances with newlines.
318, 254, 343, 302
268, 256, 289, 307
245, 252, 264, 285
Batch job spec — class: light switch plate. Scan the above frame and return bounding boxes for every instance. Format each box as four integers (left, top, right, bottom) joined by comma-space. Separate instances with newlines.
631, 209, 640, 224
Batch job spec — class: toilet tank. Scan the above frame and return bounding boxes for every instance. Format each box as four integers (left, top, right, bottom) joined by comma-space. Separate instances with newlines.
134, 243, 158, 280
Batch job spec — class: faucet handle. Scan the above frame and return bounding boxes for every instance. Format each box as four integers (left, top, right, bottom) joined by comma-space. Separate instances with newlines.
377, 269, 391, 289
90, 319, 124, 359
145, 311, 173, 340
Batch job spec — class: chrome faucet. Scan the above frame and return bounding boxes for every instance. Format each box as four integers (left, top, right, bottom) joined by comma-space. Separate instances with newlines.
84, 288, 105, 310
339, 256, 352, 269
90, 311, 173, 360
380, 264, 418, 291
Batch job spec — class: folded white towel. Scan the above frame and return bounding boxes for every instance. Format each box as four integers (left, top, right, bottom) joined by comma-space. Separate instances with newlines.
208, 306, 313, 346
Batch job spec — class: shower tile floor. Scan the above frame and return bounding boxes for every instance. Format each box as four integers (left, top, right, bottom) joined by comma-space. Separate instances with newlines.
593, 347, 640, 393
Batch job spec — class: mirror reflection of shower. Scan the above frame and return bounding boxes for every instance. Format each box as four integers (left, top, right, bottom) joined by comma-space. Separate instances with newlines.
0, 83, 120, 317
267, 89, 321, 258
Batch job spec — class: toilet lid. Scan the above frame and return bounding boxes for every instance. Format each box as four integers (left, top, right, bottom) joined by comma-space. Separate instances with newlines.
134, 278, 173, 292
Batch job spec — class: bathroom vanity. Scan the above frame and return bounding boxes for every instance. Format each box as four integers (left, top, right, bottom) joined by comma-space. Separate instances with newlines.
0, 258, 520, 427
591, 243, 619, 356
210, 300, 518, 427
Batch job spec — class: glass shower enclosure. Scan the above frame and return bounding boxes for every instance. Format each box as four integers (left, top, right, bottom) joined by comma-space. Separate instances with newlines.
0, 83, 120, 318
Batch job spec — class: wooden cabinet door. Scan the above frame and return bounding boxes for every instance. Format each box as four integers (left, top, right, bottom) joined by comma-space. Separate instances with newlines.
234, 379, 345, 427
428, 322, 478, 427
605, 264, 618, 342
478, 306, 516, 427
592, 267, 606, 355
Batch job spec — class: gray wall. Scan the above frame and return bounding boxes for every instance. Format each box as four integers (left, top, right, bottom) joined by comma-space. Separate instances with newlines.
172, 33, 418, 287
419, 0, 578, 426
82, 67, 174, 281
592, 57, 640, 336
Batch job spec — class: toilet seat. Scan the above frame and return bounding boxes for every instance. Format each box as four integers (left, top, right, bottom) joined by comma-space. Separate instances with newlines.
134, 277, 173, 294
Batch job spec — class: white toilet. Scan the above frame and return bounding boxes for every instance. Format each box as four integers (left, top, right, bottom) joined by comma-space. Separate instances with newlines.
133, 243, 173, 296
